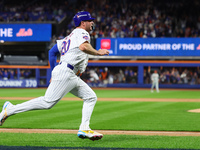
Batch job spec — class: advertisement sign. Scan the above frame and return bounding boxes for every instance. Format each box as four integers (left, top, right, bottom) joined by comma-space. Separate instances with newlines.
0, 24, 51, 41
0, 79, 37, 88
96, 38, 200, 56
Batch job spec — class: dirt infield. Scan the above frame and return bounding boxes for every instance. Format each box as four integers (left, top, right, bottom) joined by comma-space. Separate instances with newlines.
0, 97, 200, 136
0, 128, 200, 136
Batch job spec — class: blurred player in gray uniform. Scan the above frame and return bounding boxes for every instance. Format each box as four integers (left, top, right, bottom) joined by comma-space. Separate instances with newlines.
0, 11, 109, 141
151, 70, 160, 93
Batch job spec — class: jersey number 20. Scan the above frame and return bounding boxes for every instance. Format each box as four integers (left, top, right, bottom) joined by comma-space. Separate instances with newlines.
61, 40, 71, 56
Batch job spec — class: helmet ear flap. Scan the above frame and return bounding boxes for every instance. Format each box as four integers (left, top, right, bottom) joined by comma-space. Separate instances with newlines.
73, 15, 81, 27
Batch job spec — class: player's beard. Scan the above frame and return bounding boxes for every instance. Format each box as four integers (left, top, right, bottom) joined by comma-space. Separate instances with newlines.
86, 24, 93, 32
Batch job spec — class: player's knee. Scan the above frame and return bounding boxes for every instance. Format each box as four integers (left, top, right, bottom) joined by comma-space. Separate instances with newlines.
45, 102, 55, 109
43, 98, 57, 109
91, 94, 97, 103
90, 91, 97, 100
84, 94, 97, 103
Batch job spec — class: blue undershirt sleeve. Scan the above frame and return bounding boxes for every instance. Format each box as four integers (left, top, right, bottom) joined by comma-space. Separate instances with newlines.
49, 44, 60, 71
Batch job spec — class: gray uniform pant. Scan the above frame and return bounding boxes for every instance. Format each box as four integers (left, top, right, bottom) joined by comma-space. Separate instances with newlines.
151, 81, 159, 92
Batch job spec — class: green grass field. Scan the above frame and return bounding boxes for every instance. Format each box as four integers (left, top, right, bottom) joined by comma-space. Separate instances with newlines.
0, 88, 200, 149
0, 88, 200, 99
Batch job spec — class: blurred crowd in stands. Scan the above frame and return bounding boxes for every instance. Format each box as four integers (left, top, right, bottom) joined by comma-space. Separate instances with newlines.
68, 0, 200, 38
144, 67, 200, 85
0, 69, 34, 80
1, 67, 200, 85
81, 66, 137, 84
82, 66, 200, 85
1, 0, 200, 38
0, 0, 75, 22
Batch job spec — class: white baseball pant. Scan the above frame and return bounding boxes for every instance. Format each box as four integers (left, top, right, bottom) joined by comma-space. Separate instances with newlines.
6, 63, 97, 130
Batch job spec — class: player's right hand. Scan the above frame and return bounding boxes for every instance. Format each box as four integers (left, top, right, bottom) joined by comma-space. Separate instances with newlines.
97, 49, 109, 56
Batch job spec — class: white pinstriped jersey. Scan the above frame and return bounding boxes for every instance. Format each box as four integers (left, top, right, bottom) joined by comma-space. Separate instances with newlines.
4, 11, 104, 133
57, 28, 90, 73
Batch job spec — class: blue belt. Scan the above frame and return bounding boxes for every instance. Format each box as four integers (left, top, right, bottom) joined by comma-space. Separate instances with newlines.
67, 63, 74, 70
59, 62, 74, 70
59, 62, 81, 76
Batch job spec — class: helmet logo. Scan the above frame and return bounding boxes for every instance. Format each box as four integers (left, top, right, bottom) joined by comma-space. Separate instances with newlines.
78, 14, 88, 17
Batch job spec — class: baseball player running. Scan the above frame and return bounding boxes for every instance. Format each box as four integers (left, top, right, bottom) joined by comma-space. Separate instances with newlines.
0, 11, 109, 141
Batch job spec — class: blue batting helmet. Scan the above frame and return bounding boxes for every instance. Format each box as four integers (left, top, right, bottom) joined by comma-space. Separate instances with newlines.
73, 11, 95, 27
